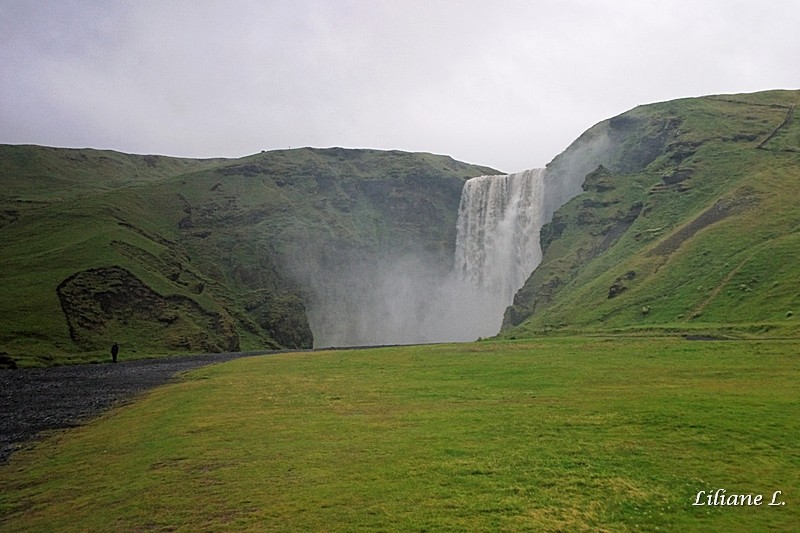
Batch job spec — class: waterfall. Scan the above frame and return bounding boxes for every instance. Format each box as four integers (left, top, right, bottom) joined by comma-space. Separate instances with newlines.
453, 168, 547, 313
303, 168, 551, 347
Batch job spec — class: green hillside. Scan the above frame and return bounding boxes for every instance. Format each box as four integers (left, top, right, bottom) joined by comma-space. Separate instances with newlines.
502, 89, 800, 338
4, 89, 799, 365
0, 146, 496, 366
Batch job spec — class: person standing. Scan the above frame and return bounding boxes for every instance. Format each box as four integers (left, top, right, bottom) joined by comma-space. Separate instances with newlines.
111, 342, 119, 363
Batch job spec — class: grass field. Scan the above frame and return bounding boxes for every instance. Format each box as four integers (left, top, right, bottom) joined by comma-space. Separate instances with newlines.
1, 336, 799, 531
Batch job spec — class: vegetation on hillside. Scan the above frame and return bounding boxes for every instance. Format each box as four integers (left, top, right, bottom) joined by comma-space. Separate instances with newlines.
0, 146, 495, 366
503, 90, 800, 338
3, 89, 800, 365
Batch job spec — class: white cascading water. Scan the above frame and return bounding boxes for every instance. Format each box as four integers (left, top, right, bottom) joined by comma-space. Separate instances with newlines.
453, 168, 547, 319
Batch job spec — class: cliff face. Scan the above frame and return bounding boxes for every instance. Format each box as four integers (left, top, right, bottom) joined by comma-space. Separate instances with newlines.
0, 145, 496, 365
502, 90, 800, 336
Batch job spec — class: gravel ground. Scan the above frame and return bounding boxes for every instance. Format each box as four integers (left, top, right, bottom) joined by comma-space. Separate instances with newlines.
0, 351, 276, 464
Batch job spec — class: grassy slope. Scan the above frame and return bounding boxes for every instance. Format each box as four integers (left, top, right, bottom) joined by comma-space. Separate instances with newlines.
1, 337, 798, 531
0, 148, 230, 365
0, 146, 495, 366
502, 90, 800, 338
0, 144, 226, 207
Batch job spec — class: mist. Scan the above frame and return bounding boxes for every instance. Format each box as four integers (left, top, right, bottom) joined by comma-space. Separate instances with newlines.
302, 254, 505, 348
287, 169, 549, 347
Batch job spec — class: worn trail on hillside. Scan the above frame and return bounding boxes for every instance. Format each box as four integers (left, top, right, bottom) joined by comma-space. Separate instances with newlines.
0, 352, 277, 464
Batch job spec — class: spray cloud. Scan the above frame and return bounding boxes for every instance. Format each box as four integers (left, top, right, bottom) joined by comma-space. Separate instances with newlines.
290, 168, 551, 347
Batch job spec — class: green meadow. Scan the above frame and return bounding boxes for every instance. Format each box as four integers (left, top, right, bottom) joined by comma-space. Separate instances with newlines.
2, 336, 798, 531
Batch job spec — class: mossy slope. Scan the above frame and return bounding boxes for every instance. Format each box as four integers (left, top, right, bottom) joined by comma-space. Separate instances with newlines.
503, 90, 800, 338
0, 146, 495, 365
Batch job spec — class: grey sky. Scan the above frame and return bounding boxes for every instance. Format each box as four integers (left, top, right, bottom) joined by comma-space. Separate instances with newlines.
2, 1, 798, 172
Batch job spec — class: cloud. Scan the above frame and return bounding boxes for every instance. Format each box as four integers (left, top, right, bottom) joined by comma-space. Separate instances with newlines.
2, 0, 799, 172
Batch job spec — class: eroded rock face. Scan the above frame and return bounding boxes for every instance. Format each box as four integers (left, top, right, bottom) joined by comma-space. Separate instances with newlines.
244, 292, 313, 349
57, 266, 239, 353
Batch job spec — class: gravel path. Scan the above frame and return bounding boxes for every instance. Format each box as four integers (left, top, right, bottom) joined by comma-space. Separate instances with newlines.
0, 352, 277, 463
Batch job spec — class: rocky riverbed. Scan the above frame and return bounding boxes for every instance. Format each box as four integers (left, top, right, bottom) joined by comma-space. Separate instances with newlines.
0, 352, 274, 463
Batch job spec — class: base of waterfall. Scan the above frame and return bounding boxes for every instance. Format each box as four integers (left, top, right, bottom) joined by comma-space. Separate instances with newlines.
307, 169, 550, 348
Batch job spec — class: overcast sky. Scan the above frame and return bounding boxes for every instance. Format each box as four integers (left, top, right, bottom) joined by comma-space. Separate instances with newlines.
2, 1, 798, 172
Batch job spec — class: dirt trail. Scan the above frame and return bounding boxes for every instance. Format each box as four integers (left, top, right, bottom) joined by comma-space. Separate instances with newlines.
0, 352, 276, 463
